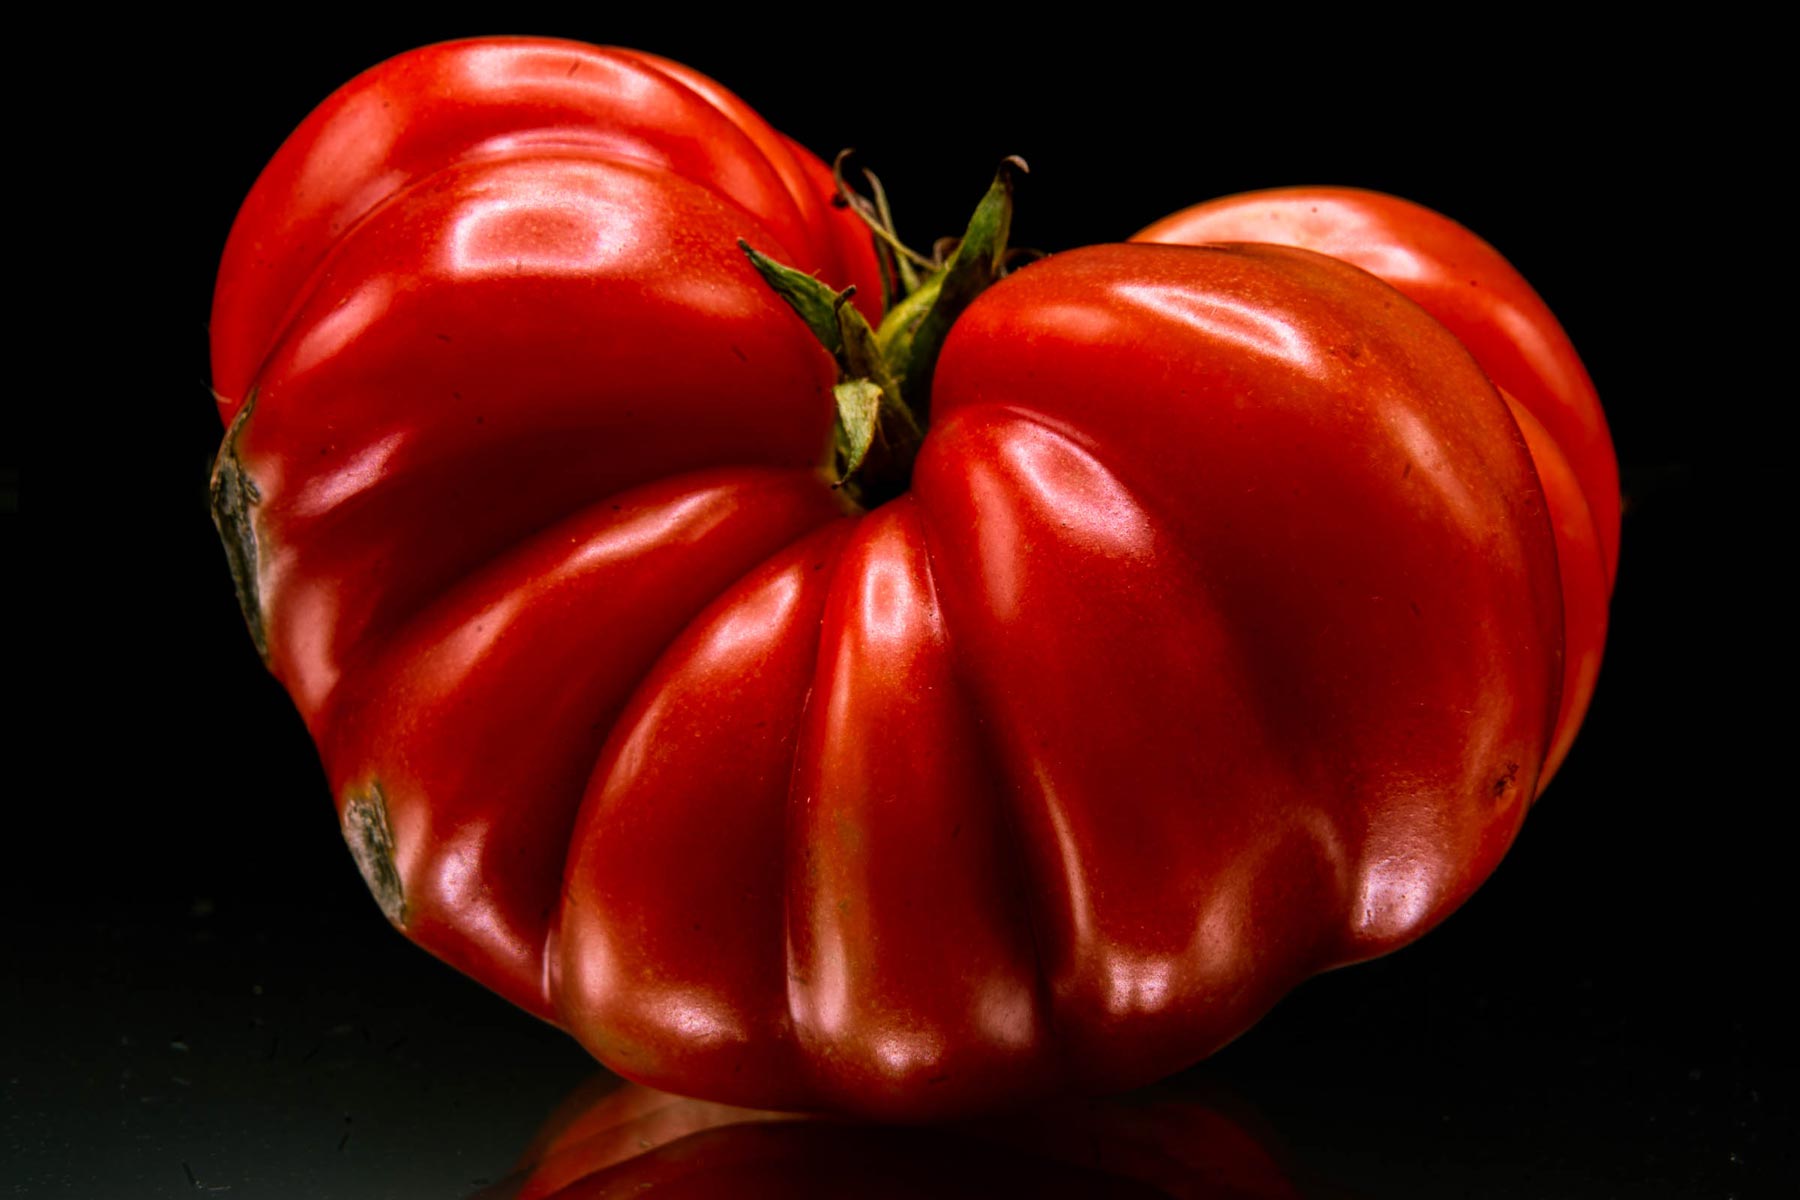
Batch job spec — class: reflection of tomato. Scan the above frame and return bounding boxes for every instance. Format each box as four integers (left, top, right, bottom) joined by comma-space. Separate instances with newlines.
482, 1075, 1300, 1199
212, 38, 1613, 1120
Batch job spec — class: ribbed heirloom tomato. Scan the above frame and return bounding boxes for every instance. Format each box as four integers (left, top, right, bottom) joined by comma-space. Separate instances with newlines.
209, 36, 1616, 1119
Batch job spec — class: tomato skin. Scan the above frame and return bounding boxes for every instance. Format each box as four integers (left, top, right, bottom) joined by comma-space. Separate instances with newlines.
1136, 189, 1615, 783
212, 41, 1609, 1120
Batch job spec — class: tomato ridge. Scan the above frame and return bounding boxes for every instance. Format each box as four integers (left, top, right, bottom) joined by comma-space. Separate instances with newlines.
906, 485, 1067, 1094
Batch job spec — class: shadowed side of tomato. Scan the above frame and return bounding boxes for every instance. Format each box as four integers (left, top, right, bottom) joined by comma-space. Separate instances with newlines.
209, 37, 1609, 1120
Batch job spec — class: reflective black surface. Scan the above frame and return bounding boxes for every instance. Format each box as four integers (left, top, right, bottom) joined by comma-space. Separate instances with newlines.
13, 21, 1779, 1198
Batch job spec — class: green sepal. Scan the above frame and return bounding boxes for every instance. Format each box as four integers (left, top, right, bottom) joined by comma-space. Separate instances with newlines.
873, 270, 944, 389
741, 159, 1024, 507
739, 240, 844, 357
832, 379, 883, 486
878, 157, 1024, 420
835, 292, 906, 418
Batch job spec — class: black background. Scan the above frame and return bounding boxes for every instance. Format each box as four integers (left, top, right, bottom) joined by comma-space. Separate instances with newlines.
11, 19, 1774, 1198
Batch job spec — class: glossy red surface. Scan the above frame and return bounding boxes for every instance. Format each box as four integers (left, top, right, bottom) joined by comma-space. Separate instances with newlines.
1137, 190, 1616, 782
211, 40, 1610, 1119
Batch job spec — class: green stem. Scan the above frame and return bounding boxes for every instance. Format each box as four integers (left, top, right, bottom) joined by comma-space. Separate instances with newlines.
742, 158, 1025, 508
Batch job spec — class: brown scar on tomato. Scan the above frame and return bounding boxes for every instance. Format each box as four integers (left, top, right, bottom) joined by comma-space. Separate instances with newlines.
208, 388, 267, 661
1492, 761, 1521, 797
342, 782, 406, 925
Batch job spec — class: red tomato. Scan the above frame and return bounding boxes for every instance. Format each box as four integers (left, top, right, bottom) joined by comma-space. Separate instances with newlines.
210, 38, 1612, 1119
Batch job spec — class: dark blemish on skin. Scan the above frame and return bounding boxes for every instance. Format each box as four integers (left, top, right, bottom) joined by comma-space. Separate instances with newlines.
435, 333, 452, 343
567, 60, 581, 76
1408, 601, 1421, 617
928, 1073, 951, 1085
1403, 462, 1412, 479
730, 344, 749, 362
1493, 762, 1520, 797
209, 389, 267, 659
342, 784, 405, 925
